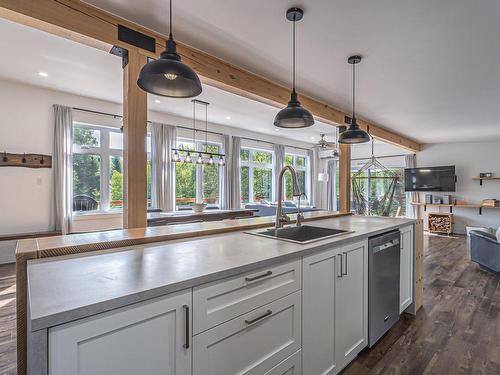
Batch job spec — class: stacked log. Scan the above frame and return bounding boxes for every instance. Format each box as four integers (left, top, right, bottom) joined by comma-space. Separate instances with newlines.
428, 213, 453, 234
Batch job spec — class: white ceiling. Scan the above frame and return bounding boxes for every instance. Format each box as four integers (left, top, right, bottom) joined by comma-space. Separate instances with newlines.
0, 17, 340, 145
82, 0, 500, 144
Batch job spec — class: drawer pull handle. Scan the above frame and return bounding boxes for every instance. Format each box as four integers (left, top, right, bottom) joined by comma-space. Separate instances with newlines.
183, 304, 190, 349
245, 270, 272, 282
245, 310, 273, 325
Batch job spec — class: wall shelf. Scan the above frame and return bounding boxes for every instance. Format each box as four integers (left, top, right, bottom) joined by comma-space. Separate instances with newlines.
472, 176, 500, 186
411, 202, 499, 215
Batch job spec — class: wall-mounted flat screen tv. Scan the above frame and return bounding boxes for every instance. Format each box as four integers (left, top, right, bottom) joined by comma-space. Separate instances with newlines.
404, 166, 456, 192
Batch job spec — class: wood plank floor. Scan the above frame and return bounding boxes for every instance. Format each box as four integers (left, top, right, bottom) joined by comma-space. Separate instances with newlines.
0, 234, 498, 374
344, 234, 500, 374
0, 263, 16, 375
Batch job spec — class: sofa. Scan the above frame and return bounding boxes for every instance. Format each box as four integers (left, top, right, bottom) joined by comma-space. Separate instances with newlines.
470, 230, 500, 275
245, 202, 321, 217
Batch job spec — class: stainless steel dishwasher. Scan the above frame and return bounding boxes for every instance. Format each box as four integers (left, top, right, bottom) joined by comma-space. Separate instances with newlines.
368, 230, 401, 347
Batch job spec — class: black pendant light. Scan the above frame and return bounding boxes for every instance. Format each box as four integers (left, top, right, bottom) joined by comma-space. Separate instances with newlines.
338, 55, 370, 144
137, 0, 202, 98
274, 8, 314, 128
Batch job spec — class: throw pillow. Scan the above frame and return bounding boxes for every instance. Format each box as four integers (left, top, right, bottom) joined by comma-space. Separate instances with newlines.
496, 226, 500, 243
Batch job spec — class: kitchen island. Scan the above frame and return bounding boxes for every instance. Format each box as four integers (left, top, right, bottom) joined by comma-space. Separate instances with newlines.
26, 215, 418, 375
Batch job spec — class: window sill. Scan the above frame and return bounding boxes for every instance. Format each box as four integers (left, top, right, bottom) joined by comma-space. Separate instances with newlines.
72, 211, 123, 221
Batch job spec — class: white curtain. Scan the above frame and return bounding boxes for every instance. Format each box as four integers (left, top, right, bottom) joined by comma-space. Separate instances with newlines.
326, 159, 338, 211
151, 122, 177, 211
230, 136, 241, 209
405, 154, 418, 218
52, 104, 73, 234
273, 144, 285, 200
222, 134, 232, 209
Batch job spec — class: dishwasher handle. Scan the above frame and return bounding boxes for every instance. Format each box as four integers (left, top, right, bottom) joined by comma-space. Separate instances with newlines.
373, 238, 400, 254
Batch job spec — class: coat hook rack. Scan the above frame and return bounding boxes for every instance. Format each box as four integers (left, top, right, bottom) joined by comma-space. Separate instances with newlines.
0, 152, 52, 169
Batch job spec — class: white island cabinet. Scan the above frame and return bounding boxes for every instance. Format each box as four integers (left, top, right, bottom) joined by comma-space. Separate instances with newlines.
48, 289, 192, 375
302, 240, 368, 375
400, 225, 414, 313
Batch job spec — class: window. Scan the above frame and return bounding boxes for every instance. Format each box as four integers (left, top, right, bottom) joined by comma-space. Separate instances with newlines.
174, 139, 223, 210
284, 153, 309, 201
72, 123, 152, 213
240, 148, 274, 205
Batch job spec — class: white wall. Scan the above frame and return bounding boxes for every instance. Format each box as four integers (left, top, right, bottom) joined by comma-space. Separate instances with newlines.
416, 142, 500, 233
0, 78, 314, 238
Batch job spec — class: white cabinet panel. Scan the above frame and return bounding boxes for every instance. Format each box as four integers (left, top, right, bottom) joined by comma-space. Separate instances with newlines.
302, 248, 338, 375
193, 291, 301, 375
335, 240, 368, 372
264, 350, 301, 375
49, 289, 192, 375
400, 225, 414, 313
193, 259, 301, 334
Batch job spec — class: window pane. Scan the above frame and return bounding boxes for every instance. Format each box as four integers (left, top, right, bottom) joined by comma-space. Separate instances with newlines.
253, 168, 272, 202
175, 162, 196, 208
297, 170, 306, 196
284, 154, 293, 166
240, 149, 249, 162
285, 174, 292, 200
296, 156, 306, 168
73, 154, 101, 211
203, 164, 219, 205
147, 135, 152, 153
109, 156, 123, 210
241, 166, 249, 204
252, 150, 272, 164
73, 127, 100, 148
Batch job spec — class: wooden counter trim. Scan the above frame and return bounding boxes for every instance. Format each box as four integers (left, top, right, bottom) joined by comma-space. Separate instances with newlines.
15, 211, 350, 370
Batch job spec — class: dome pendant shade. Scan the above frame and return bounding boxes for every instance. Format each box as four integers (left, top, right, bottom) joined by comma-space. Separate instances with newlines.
274, 92, 314, 128
338, 119, 371, 144
137, 37, 202, 98
338, 55, 370, 144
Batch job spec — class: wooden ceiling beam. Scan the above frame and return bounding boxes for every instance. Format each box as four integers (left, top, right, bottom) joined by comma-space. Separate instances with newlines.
0, 0, 421, 152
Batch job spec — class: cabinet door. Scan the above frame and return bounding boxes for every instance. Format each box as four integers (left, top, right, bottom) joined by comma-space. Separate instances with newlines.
49, 289, 192, 375
193, 291, 301, 375
335, 240, 368, 372
302, 248, 338, 375
400, 225, 414, 313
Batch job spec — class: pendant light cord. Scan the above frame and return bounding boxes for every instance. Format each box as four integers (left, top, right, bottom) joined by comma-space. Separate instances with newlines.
205, 103, 208, 149
169, 0, 173, 38
192, 100, 196, 149
292, 15, 296, 94
352, 62, 356, 121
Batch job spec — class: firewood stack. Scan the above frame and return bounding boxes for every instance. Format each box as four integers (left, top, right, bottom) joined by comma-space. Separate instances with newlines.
428, 213, 453, 234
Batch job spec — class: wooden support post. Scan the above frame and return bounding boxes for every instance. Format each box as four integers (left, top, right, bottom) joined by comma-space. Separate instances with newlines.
339, 144, 351, 213
123, 49, 148, 228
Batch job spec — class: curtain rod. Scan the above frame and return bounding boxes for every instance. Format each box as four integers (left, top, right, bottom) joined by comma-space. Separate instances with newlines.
71, 107, 311, 151
239, 136, 310, 152
351, 153, 415, 161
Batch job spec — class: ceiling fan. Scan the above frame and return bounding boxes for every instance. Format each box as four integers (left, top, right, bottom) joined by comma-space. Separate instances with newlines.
316, 134, 336, 149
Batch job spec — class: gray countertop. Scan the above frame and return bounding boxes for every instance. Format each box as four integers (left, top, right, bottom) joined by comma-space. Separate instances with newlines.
27, 215, 415, 331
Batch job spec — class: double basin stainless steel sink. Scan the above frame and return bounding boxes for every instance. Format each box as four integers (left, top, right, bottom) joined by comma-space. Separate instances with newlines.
247, 225, 353, 244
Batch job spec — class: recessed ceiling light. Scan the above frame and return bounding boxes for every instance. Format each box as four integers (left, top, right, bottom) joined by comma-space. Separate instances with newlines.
154, 99, 161, 104
311, 136, 315, 140
38, 72, 48, 77
225, 116, 231, 120
275, 128, 280, 131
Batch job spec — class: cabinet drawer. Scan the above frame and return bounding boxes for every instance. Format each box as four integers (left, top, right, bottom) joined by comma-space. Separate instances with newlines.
193, 291, 301, 375
193, 259, 301, 334
264, 350, 302, 375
